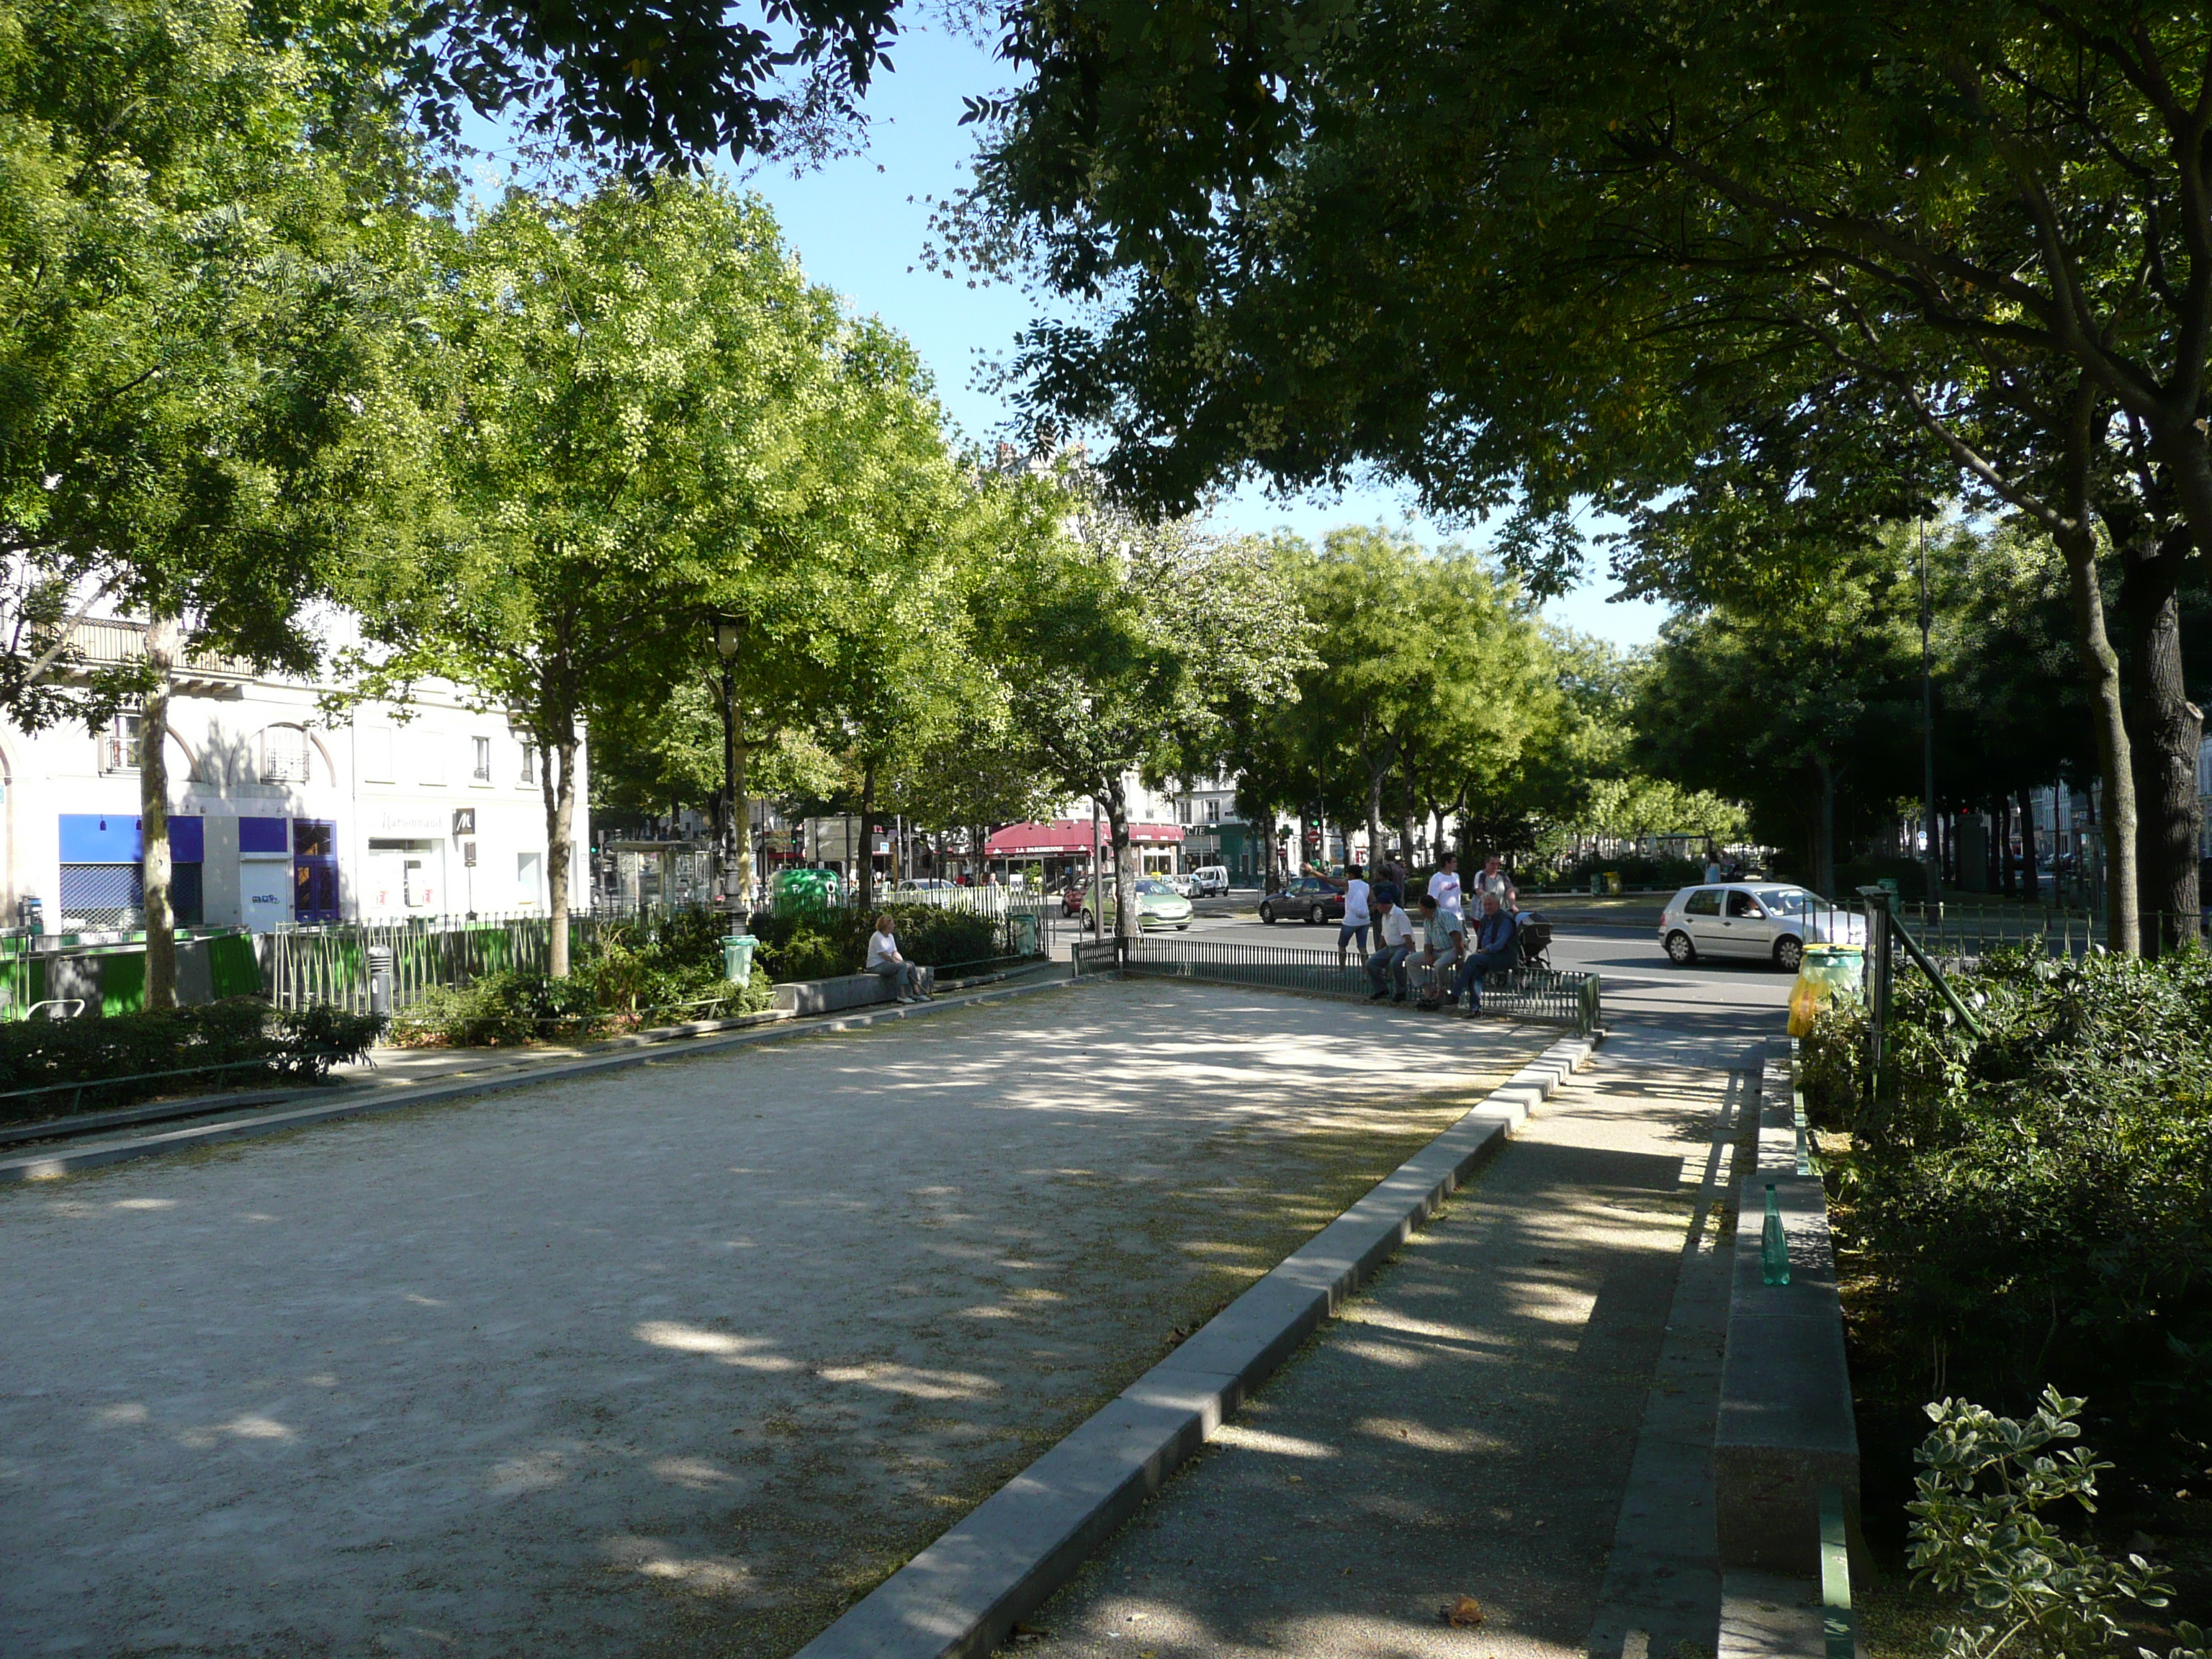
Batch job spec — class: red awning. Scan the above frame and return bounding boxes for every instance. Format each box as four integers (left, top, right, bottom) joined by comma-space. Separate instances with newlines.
982, 819, 1185, 857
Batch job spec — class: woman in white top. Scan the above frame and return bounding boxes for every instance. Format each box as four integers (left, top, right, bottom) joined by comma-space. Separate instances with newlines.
1337, 864, 1372, 966
865, 914, 930, 1003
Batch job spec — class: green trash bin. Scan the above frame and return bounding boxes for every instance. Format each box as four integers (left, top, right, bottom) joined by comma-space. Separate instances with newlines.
1007, 912, 1039, 956
722, 934, 758, 987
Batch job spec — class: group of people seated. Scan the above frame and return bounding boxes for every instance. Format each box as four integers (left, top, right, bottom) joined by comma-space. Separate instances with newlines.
1333, 852, 1521, 1010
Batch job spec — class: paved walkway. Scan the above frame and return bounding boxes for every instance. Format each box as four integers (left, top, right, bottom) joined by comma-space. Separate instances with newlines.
1028, 1037, 1761, 1659
0, 981, 1551, 1659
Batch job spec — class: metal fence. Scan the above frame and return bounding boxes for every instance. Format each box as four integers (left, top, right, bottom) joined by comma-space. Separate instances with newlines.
1093, 936, 1601, 1033
264, 910, 618, 1014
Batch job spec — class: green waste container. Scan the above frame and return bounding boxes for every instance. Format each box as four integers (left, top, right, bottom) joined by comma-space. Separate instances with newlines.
722, 934, 758, 987
1788, 943, 1865, 1037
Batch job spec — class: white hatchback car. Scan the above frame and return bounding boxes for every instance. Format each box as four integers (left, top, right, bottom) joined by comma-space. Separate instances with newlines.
1658, 883, 1869, 971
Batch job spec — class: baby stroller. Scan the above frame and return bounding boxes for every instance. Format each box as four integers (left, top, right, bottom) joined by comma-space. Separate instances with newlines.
1515, 911, 1554, 971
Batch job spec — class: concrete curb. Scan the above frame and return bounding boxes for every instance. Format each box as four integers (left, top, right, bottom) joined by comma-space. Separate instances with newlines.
0, 975, 1076, 1184
793, 1029, 1601, 1659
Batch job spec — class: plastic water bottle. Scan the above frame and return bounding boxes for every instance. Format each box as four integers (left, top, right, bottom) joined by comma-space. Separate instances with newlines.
1762, 1184, 1791, 1286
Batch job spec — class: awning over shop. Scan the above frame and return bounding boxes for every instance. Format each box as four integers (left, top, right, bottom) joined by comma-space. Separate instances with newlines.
981, 819, 1185, 858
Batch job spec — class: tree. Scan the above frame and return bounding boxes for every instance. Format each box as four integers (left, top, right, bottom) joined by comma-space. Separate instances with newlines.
980, 493, 1309, 936
953, 0, 2212, 950
1, 0, 441, 1002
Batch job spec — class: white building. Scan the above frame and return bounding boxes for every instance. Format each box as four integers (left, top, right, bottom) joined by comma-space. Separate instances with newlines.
2, 620, 584, 933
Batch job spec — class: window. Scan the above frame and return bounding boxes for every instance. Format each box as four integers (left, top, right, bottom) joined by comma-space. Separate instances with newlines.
260, 724, 311, 783
418, 738, 446, 787
1684, 889, 1722, 917
98, 714, 143, 773
361, 726, 395, 784
472, 736, 493, 782
519, 743, 537, 786
1725, 890, 1763, 919
1205, 799, 1220, 822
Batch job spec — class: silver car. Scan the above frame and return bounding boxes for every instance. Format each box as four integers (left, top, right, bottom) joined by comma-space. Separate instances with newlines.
1658, 883, 1868, 971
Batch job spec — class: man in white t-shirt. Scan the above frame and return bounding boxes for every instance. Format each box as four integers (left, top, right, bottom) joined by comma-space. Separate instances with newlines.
1427, 851, 1462, 919
866, 913, 930, 1002
1337, 864, 1372, 966
1365, 886, 1418, 1002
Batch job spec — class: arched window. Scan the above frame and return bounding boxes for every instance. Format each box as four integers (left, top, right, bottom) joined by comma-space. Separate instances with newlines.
259, 724, 312, 783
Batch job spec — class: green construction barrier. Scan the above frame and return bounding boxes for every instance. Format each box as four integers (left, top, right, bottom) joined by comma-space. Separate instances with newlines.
99, 948, 146, 1016
208, 932, 261, 999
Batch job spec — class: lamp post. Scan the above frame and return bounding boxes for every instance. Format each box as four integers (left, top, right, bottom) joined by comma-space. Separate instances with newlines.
713, 616, 743, 909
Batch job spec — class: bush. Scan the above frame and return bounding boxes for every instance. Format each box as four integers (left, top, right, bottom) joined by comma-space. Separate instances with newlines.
749, 904, 1008, 979
0, 997, 386, 1121
1807, 947, 2212, 1473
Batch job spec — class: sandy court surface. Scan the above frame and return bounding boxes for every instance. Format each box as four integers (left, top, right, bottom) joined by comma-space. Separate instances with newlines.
0, 980, 1549, 1659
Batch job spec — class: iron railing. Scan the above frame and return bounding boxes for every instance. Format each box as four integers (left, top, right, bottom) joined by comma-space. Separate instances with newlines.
1097, 936, 1601, 1033
264, 911, 616, 1014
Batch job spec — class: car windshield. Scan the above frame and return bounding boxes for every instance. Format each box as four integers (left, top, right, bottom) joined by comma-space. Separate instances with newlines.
1136, 879, 1172, 895
1755, 887, 1818, 915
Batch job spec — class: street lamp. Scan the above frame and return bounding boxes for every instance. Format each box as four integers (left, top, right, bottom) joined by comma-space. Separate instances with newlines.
713, 616, 743, 909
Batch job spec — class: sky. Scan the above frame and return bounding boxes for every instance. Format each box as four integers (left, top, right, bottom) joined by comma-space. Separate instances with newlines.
464, 20, 1668, 649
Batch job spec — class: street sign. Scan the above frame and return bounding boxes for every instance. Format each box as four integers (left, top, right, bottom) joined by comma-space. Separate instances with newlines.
462, 840, 477, 868
451, 808, 477, 837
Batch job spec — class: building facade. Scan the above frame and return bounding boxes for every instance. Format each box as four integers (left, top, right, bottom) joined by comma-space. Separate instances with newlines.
4, 621, 585, 933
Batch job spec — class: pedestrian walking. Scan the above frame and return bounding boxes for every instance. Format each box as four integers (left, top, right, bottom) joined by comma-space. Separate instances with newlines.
1451, 891, 1519, 1011
1476, 855, 1511, 907
1365, 884, 1417, 1002
1337, 864, 1372, 967
866, 913, 931, 1002
1427, 851, 1463, 919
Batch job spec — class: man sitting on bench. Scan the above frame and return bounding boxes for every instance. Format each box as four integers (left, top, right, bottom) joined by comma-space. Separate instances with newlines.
1449, 891, 1519, 1011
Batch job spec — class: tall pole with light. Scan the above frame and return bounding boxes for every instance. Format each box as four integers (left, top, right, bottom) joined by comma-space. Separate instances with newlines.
714, 616, 744, 909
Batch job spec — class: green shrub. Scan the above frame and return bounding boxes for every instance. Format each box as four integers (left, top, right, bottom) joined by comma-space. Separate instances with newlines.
1814, 947, 2212, 1467
749, 904, 1007, 979
757, 927, 843, 982
390, 952, 773, 1049
0, 997, 385, 1121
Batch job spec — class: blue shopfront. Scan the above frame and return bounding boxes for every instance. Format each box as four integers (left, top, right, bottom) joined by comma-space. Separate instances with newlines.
57, 814, 339, 931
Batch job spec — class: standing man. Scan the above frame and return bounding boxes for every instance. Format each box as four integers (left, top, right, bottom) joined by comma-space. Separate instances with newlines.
1337, 863, 1372, 968
1452, 891, 1520, 1011
1428, 850, 1463, 920
1366, 884, 1416, 1002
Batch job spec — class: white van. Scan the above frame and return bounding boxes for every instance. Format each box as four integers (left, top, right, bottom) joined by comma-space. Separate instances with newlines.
1188, 865, 1230, 897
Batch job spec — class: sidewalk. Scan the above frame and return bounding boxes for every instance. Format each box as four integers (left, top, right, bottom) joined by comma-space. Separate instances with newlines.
1025, 1037, 1761, 1659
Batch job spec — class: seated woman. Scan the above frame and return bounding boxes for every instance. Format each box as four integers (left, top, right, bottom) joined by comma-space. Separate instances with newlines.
866, 914, 931, 1003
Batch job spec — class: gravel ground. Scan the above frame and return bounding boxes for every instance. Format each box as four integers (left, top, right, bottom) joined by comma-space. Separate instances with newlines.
1023, 1043, 1759, 1659
0, 980, 1547, 1659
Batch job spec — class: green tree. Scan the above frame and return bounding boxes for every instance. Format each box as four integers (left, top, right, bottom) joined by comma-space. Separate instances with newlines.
1, 0, 442, 1002
981, 492, 1309, 936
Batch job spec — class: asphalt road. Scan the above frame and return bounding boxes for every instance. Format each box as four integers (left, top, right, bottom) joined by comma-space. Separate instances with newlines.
1063, 902, 1791, 1055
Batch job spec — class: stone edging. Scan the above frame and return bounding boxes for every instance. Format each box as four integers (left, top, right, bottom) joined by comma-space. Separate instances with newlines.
793, 1030, 1600, 1659
0, 976, 1076, 1185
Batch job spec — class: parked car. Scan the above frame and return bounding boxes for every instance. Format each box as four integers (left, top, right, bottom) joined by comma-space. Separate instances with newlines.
1187, 865, 1230, 897
1081, 876, 1194, 931
1259, 875, 1346, 926
1656, 883, 1868, 971
1160, 872, 1197, 897
895, 878, 956, 893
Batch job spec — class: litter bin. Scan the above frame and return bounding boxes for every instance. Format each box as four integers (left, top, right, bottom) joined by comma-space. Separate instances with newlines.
367, 945, 394, 1017
1007, 912, 1040, 956
722, 933, 758, 987
1603, 871, 1622, 896
1787, 943, 1864, 1038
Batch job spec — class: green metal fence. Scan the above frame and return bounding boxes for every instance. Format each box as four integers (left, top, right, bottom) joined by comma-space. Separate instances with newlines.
1105, 936, 1601, 1033
264, 911, 613, 1014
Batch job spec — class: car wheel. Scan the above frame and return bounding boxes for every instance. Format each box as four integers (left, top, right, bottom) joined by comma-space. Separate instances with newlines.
1081, 909, 1094, 932
1774, 935, 1804, 974
1664, 930, 1696, 966
1260, 904, 1277, 924
1177, 921, 1191, 930
1309, 904, 1326, 925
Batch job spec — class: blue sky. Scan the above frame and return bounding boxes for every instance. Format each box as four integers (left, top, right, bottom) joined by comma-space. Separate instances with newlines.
464, 19, 1668, 648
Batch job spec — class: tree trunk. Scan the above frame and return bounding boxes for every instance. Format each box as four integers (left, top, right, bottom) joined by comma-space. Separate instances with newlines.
1105, 778, 1138, 939
543, 729, 579, 977
1364, 752, 1387, 878
1999, 798, 2016, 897
2056, 526, 2140, 953
1398, 773, 1419, 873
140, 616, 181, 1010
2119, 529, 2201, 956
1811, 755, 1838, 898
859, 765, 876, 912
2018, 788, 2040, 904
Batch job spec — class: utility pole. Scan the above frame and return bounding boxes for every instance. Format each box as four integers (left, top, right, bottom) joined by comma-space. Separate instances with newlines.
1919, 505, 1941, 904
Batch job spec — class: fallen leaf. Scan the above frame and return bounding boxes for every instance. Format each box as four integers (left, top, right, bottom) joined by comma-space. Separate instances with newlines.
1287, 1475, 1303, 1483
1442, 1594, 1485, 1628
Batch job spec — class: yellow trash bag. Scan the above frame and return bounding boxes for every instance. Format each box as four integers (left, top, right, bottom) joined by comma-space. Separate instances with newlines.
1788, 943, 1865, 1038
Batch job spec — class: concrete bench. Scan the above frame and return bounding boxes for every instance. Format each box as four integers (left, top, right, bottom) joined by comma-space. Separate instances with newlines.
772, 966, 936, 1017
